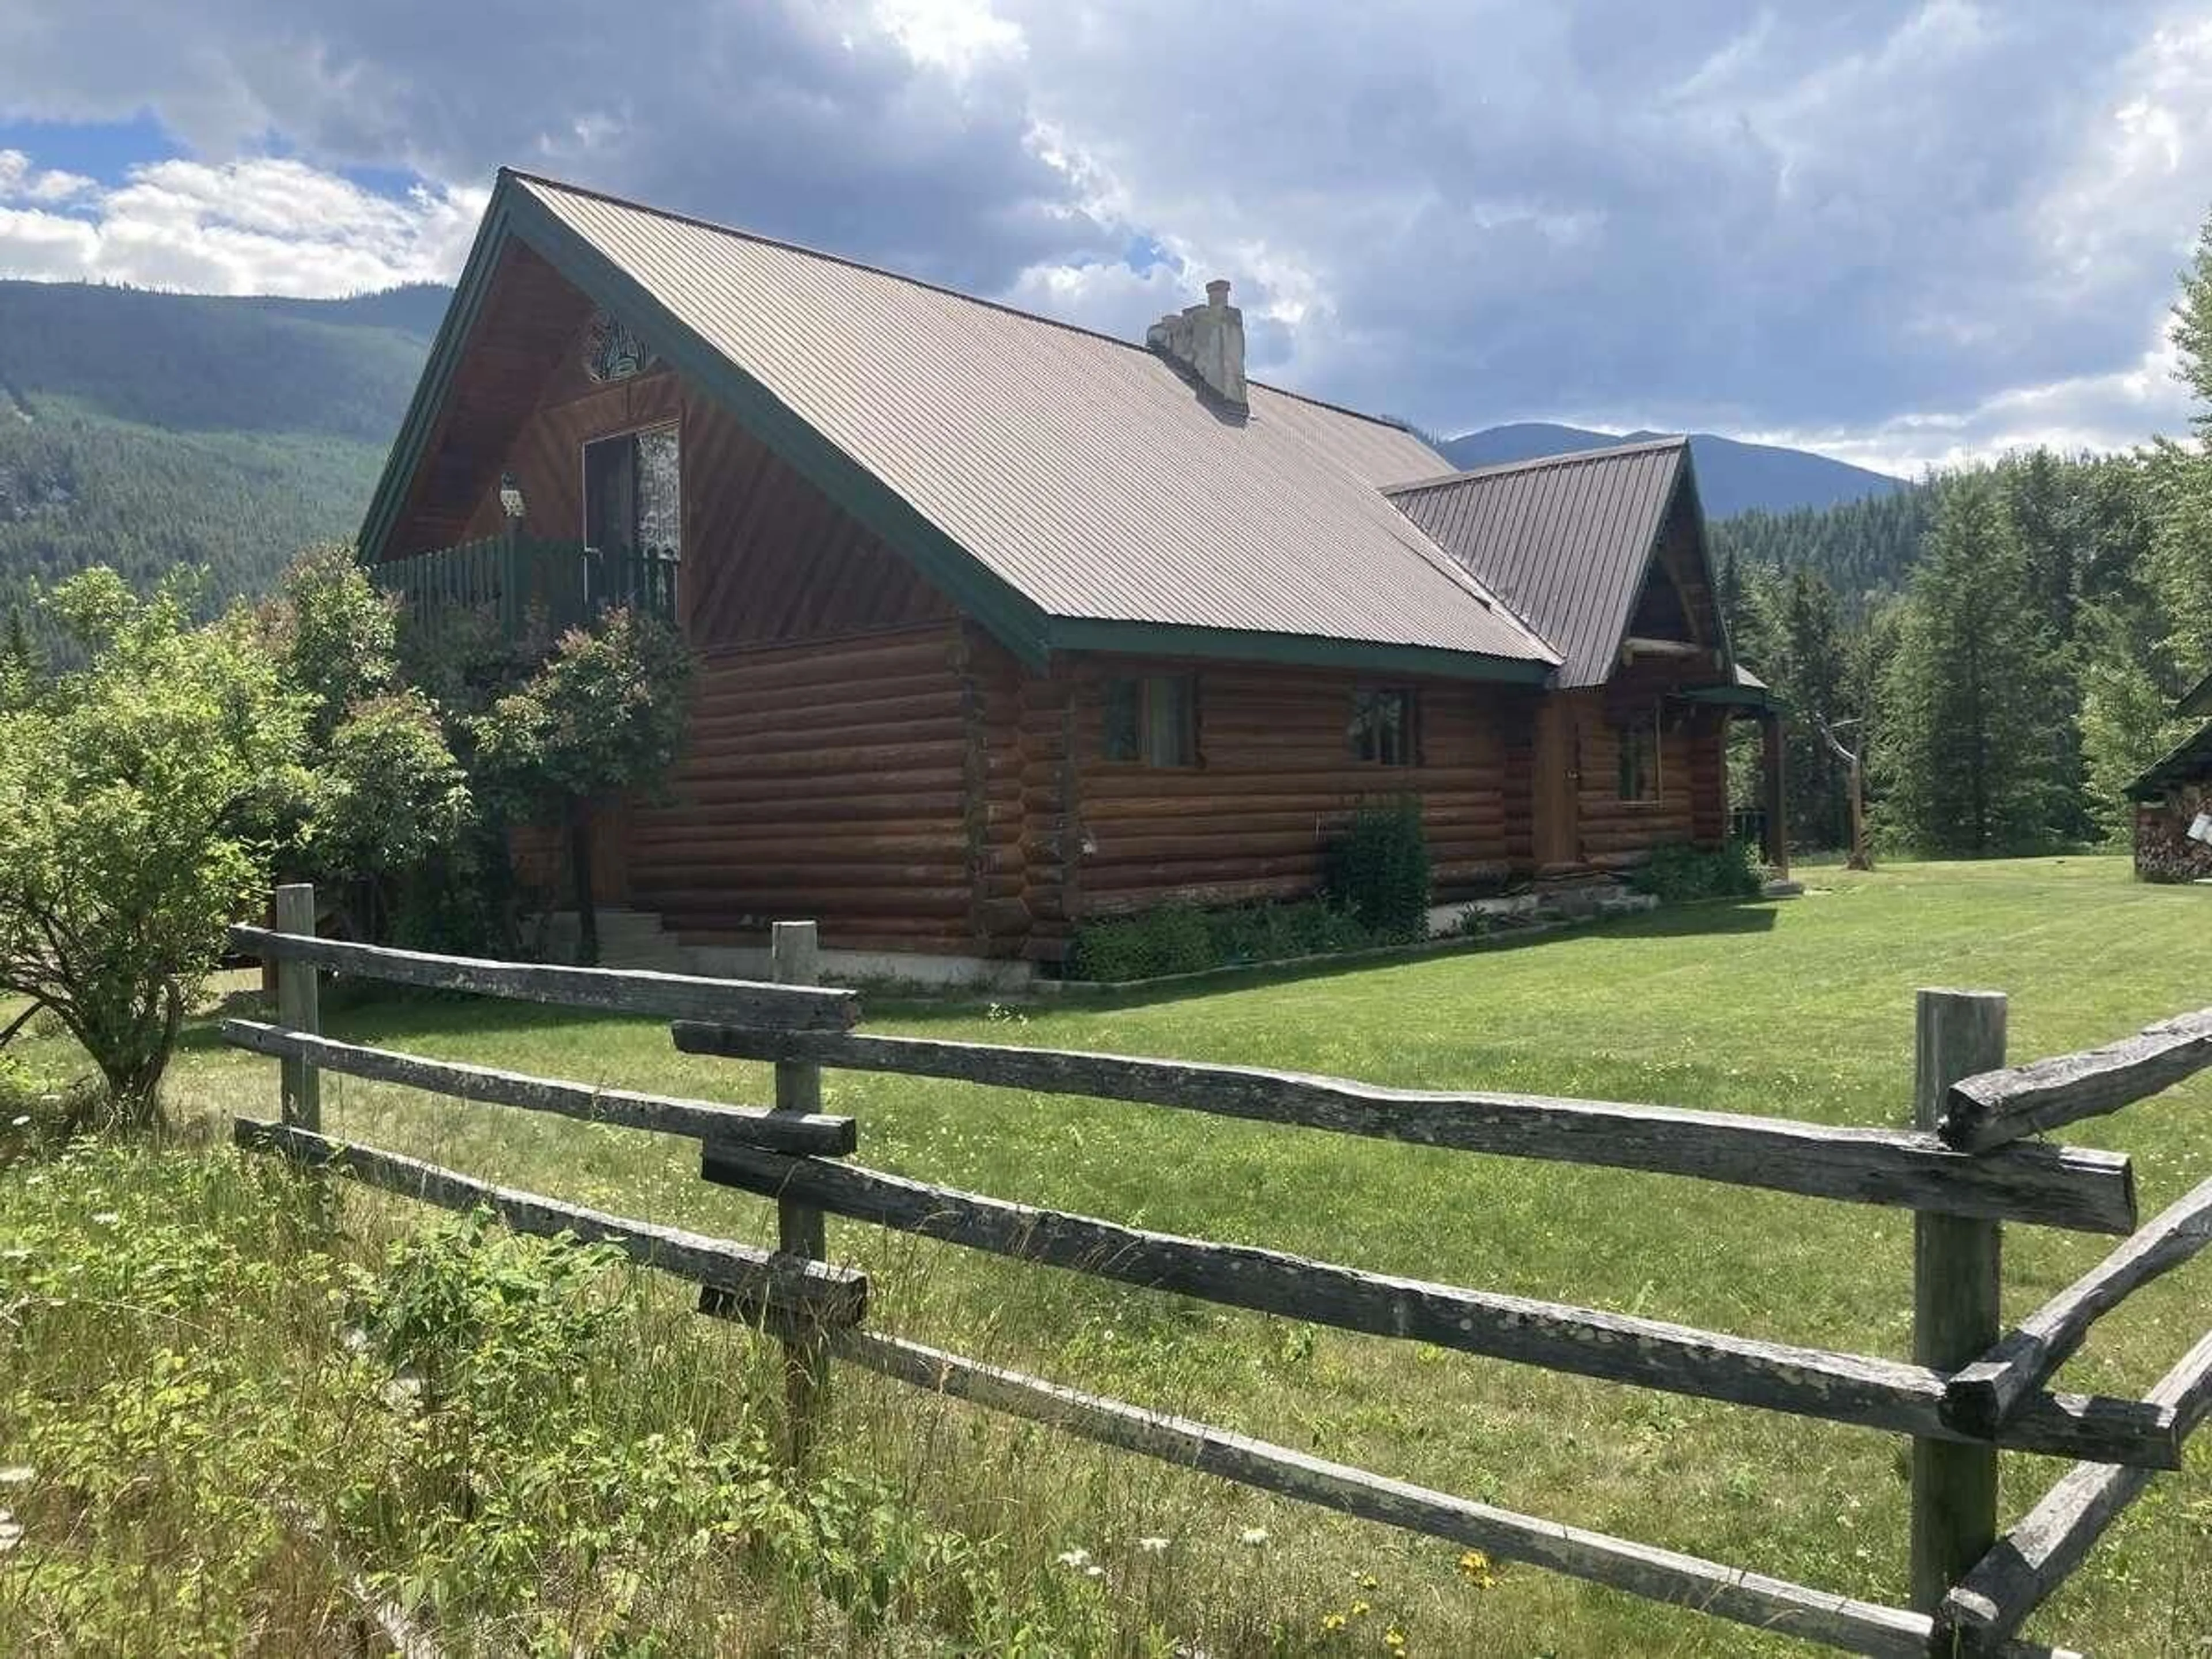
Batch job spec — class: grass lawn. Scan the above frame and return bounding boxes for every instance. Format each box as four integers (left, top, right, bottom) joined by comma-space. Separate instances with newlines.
16, 855, 2212, 1654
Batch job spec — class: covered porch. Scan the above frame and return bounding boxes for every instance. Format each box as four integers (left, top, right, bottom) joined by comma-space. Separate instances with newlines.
1680, 668, 1791, 878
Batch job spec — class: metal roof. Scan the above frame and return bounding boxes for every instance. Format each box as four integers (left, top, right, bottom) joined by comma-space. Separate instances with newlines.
1385, 439, 1691, 688
2127, 718, 2212, 800
2177, 666, 2212, 720
507, 173, 1556, 676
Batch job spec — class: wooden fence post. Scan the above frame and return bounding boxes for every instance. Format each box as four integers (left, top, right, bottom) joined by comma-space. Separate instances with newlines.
273, 883, 321, 1132
1911, 987, 2006, 1612
772, 920, 828, 1465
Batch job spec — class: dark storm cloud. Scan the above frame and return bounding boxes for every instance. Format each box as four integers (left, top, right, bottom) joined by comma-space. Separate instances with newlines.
0, 0, 1115, 291
3, 0, 2206, 458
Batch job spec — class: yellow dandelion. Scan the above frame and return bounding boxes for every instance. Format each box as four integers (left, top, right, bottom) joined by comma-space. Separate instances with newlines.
1350, 1599, 1371, 1618
1321, 1611, 1347, 1634
1358, 1573, 1380, 1590
1384, 1629, 1407, 1654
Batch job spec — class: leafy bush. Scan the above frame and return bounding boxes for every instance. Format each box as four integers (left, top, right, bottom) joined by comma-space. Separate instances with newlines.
1323, 795, 1431, 941
471, 608, 692, 964
1070, 897, 1393, 981
0, 570, 310, 1126
1628, 838, 1766, 902
1068, 902, 1216, 981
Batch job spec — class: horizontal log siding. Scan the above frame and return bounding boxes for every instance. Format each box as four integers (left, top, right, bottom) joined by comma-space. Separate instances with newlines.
449, 286, 976, 952
624, 623, 978, 953
1573, 664, 1732, 870
1056, 657, 1522, 919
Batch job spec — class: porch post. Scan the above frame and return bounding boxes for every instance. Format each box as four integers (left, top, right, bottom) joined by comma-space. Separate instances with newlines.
1760, 711, 1789, 878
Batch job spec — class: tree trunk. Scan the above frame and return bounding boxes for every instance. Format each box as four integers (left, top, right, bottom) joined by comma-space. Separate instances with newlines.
568, 797, 599, 967
95, 978, 183, 1134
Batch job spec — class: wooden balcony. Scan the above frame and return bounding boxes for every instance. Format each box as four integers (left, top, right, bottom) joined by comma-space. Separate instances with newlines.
372, 535, 679, 638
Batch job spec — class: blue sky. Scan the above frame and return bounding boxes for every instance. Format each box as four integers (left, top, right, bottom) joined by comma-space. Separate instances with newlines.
2, 1, 2210, 473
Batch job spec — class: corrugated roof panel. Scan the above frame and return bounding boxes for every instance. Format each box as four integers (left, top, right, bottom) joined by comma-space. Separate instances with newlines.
1387, 441, 1685, 687
517, 176, 1555, 669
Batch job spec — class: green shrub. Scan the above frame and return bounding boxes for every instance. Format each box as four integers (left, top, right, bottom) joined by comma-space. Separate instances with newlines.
1323, 795, 1431, 941
1070, 896, 1392, 980
1628, 838, 1766, 903
0, 569, 311, 1126
1068, 901, 1215, 980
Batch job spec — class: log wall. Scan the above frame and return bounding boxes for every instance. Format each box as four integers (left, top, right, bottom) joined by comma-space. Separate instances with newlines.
978, 650, 1534, 949
467, 327, 969, 951
625, 623, 978, 955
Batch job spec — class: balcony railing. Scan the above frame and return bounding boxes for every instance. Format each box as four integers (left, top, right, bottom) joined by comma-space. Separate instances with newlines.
372, 536, 680, 639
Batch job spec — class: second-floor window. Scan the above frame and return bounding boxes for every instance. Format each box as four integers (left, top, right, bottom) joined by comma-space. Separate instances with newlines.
1103, 674, 1197, 766
583, 425, 681, 558
1349, 687, 1416, 766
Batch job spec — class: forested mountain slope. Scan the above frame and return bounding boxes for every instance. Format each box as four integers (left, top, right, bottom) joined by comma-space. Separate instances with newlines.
0, 281, 446, 622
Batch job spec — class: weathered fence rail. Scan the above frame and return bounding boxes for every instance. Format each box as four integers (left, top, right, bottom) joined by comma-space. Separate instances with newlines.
670, 1024, 2139, 1232
224, 885, 2212, 1657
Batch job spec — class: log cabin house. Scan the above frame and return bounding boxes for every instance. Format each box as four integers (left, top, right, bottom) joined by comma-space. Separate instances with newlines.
358, 169, 1785, 981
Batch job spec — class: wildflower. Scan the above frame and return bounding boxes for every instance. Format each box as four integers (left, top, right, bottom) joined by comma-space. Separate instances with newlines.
1321, 1611, 1347, 1633
1358, 1573, 1379, 1591
1055, 1547, 1093, 1570
1137, 1535, 1171, 1554
1350, 1600, 1372, 1618
1238, 1527, 1270, 1547
1384, 1628, 1407, 1654
1457, 1548, 1497, 1588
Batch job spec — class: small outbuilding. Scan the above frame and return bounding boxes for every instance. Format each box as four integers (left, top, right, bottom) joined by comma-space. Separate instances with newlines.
2128, 668, 2212, 882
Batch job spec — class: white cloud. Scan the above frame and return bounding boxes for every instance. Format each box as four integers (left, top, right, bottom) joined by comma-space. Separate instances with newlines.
873, 0, 1024, 77
1744, 325, 2195, 476
0, 149, 95, 204
0, 154, 485, 295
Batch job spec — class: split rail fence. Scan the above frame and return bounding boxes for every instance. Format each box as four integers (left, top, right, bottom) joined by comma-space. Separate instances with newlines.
225, 884, 2212, 1657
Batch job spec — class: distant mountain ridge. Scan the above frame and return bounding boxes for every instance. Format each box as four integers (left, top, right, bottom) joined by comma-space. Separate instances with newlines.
0, 279, 449, 629
1437, 421, 1906, 520
1, 276, 1908, 642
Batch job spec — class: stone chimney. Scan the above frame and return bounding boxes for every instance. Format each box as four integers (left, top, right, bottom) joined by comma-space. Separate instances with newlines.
1146, 278, 1247, 407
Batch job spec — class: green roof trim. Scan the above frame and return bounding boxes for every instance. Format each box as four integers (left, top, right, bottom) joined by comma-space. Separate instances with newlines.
354, 198, 518, 567
1046, 618, 1554, 684
1677, 448, 1737, 679
1676, 682, 1781, 713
